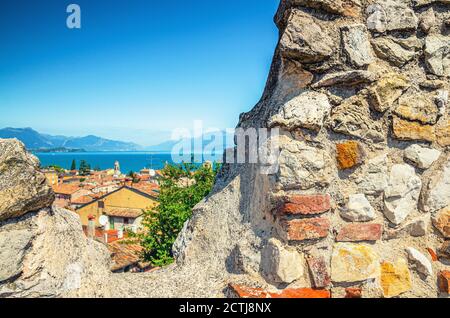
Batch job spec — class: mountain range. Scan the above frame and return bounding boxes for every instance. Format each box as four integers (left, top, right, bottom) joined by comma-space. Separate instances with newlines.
0, 128, 140, 152
0, 127, 235, 152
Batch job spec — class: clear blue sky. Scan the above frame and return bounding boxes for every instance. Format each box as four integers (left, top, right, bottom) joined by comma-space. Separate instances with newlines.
0, 0, 279, 146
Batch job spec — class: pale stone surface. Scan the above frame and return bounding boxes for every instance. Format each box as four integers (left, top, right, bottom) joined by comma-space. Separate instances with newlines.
277, 138, 334, 190
372, 37, 419, 66
384, 164, 422, 225
421, 158, 450, 213
341, 24, 374, 67
293, 0, 362, 17
419, 8, 436, 34
355, 154, 389, 195
331, 243, 379, 283
425, 35, 450, 77
366, 0, 418, 33
395, 93, 440, 125
0, 228, 34, 282
404, 144, 441, 169
384, 215, 430, 239
330, 96, 385, 142
368, 73, 410, 112
380, 258, 412, 298
0, 139, 54, 221
261, 238, 303, 283
312, 70, 378, 88
341, 193, 376, 222
405, 247, 432, 277
279, 9, 335, 63
268, 91, 331, 132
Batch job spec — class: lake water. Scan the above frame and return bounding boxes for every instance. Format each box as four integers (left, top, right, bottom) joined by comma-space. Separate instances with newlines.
35, 152, 175, 173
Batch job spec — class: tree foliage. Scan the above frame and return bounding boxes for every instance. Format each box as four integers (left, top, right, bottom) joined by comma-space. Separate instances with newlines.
79, 160, 91, 176
138, 162, 219, 266
70, 159, 77, 171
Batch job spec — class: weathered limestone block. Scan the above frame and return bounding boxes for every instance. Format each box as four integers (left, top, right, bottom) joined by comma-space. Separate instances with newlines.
421, 157, 450, 213
380, 258, 412, 298
277, 139, 334, 190
436, 120, 450, 147
261, 238, 304, 283
383, 215, 430, 239
292, 0, 362, 17
341, 24, 374, 67
395, 93, 440, 125
366, 0, 418, 33
268, 91, 331, 132
404, 144, 441, 169
405, 247, 432, 277
368, 73, 410, 113
392, 117, 436, 142
279, 10, 335, 63
330, 96, 385, 142
340, 193, 376, 222
355, 154, 389, 195
312, 70, 378, 88
419, 8, 436, 34
336, 223, 382, 242
432, 206, 450, 238
336, 141, 365, 170
0, 227, 34, 282
331, 243, 379, 283
371, 37, 420, 67
0, 139, 54, 222
277, 194, 331, 216
384, 164, 422, 225
425, 35, 450, 77
278, 217, 330, 241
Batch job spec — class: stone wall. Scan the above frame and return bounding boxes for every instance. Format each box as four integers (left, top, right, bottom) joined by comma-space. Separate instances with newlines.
1, 0, 450, 298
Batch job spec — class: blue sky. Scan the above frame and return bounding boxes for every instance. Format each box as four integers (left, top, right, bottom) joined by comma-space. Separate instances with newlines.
0, 0, 279, 146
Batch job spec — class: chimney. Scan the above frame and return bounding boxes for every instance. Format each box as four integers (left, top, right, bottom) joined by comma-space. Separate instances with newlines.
87, 215, 95, 239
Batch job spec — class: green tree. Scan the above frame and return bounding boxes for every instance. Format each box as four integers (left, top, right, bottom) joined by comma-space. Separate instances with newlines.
70, 159, 77, 171
79, 160, 91, 176
137, 162, 219, 266
46, 165, 65, 174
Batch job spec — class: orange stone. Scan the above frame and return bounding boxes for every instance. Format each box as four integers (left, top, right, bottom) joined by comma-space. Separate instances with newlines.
427, 247, 438, 262
277, 194, 331, 216
432, 207, 450, 238
392, 116, 436, 142
336, 141, 364, 170
279, 217, 330, 241
229, 284, 331, 298
345, 287, 362, 298
438, 270, 450, 294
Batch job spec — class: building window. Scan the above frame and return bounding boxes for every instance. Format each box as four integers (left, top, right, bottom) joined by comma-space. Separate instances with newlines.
124, 218, 129, 225
98, 201, 105, 208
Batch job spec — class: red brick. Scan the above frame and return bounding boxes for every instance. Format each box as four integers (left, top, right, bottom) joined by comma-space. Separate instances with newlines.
438, 270, 450, 294
336, 223, 382, 242
279, 217, 330, 241
345, 287, 362, 298
229, 284, 331, 299
306, 255, 331, 288
277, 194, 331, 216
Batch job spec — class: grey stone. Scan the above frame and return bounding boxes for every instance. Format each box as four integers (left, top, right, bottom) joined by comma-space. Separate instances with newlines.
421, 156, 450, 213
383, 215, 430, 239
292, 0, 362, 17
356, 154, 389, 195
341, 24, 374, 67
404, 144, 441, 169
405, 247, 432, 277
0, 139, 54, 222
419, 8, 436, 34
384, 164, 422, 225
367, 0, 418, 33
340, 193, 376, 222
279, 9, 335, 63
0, 228, 34, 282
312, 70, 378, 88
413, 0, 450, 7
268, 91, 331, 132
371, 37, 419, 67
261, 238, 304, 284
425, 35, 450, 77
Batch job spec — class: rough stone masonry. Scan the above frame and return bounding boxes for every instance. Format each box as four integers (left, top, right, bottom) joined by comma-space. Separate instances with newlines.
1, 0, 450, 298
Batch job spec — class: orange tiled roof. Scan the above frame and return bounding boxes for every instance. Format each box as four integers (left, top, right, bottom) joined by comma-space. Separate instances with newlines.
108, 241, 144, 271
71, 195, 96, 205
104, 208, 143, 218
52, 184, 81, 195
131, 183, 160, 197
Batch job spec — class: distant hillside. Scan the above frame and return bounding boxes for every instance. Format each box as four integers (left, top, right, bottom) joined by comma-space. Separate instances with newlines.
0, 128, 141, 152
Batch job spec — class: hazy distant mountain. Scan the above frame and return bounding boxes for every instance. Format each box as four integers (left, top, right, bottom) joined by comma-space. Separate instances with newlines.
145, 131, 235, 152
0, 127, 141, 152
